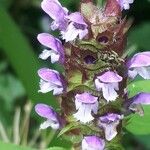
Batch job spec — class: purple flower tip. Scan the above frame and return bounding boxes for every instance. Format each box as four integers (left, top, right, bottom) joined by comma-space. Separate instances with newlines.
131, 92, 150, 105
41, 0, 68, 30
129, 92, 150, 116
66, 12, 87, 26
38, 68, 64, 95
35, 103, 57, 120
97, 71, 122, 83
128, 51, 150, 79
35, 103, 60, 130
82, 136, 105, 150
37, 33, 64, 63
75, 92, 98, 104
116, 0, 134, 10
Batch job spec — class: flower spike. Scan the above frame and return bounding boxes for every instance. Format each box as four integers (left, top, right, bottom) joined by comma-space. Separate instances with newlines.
34, 0, 149, 149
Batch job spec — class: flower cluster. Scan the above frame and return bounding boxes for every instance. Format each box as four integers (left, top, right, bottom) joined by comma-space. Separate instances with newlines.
34, 0, 150, 149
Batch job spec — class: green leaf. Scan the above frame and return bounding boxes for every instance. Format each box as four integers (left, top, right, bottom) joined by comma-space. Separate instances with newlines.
128, 23, 150, 50
47, 147, 68, 150
134, 135, 150, 149
127, 80, 150, 97
58, 122, 79, 137
0, 141, 35, 150
0, 0, 13, 9
97, 0, 106, 7
126, 80, 150, 134
0, 7, 58, 108
0, 73, 25, 109
125, 106, 150, 135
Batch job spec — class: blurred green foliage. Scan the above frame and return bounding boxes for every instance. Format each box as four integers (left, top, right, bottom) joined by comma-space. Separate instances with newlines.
0, 141, 35, 150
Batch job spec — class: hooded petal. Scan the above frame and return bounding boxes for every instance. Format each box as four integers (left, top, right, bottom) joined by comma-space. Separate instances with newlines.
82, 136, 105, 150
41, 0, 68, 30
75, 92, 98, 104
131, 92, 150, 105
97, 71, 122, 83
41, 0, 68, 21
37, 33, 63, 52
35, 104, 60, 129
66, 12, 87, 26
35, 104, 57, 120
38, 68, 64, 95
38, 68, 62, 86
37, 33, 64, 63
128, 52, 150, 68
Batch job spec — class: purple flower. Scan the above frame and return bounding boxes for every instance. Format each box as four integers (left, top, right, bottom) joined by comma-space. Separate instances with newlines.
35, 103, 60, 129
37, 33, 64, 64
128, 52, 150, 79
82, 136, 105, 150
41, 0, 68, 30
61, 12, 88, 42
38, 68, 64, 95
99, 113, 123, 141
129, 92, 150, 116
95, 71, 122, 102
116, 0, 134, 10
73, 92, 98, 124
41, 0, 88, 41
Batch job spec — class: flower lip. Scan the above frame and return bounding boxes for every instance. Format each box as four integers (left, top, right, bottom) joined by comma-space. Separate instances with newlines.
128, 52, 150, 68
75, 92, 98, 104
35, 103, 57, 121
97, 71, 122, 83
